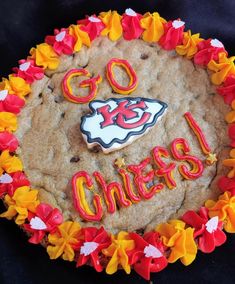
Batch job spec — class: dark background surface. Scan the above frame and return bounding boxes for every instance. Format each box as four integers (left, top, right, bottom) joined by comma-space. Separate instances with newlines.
0, 0, 235, 283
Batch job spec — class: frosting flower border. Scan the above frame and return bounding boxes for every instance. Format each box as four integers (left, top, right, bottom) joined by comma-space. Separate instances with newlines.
0, 8, 234, 281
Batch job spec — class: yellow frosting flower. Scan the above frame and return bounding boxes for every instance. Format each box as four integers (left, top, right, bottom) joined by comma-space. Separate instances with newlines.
0, 186, 39, 225
140, 12, 166, 43
0, 150, 23, 175
156, 219, 197, 265
0, 76, 31, 99
0, 112, 17, 132
225, 100, 235, 123
68, 24, 91, 52
99, 10, 123, 41
208, 52, 235, 85
29, 43, 59, 70
223, 149, 235, 178
176, 30, 203, 59
102, 231, 135, 274
47, 221, 81, 261
205, 191, 235, 233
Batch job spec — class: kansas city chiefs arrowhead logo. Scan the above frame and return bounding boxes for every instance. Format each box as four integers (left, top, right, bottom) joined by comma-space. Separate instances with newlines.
80, 97, 167, 153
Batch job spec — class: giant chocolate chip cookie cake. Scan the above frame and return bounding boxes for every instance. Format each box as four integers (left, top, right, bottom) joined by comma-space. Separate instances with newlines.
1, 8, 235, 280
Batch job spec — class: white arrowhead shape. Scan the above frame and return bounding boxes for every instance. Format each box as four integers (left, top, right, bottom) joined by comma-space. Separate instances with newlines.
210, 38, 224, 48
144, 244, 163, 258
125, 8, 137, 17
88, 16, 101, 23
172, 20, 185, 29
55, 31, 66, 42
205, 216, 219, 233
0, 173, 13, 184
81, 97, 167, 154
80, 241, 99, 256
0, 90, 8, 101
30, 216, 47, 230
19, 61, 31, 71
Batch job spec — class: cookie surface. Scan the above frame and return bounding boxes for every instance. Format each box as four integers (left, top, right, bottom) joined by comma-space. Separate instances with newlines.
16, 36, 229, 233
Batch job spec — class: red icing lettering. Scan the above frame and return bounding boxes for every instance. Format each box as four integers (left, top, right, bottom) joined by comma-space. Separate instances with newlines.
171, 138, 204, 180
127, 157, 164, 199
152, 146, 177, 189
93, 171, 132, 213
72, 171, 103, 221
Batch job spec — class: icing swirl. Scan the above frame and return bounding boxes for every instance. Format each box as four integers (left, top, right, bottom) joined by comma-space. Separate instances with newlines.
68, 24, 91, 52
217, 75, 235, 104
140, 12, 166, 43
208, 52, 235, 85
159, 20, 185, 50
45, 29, 75, 55
121, 8, 144, 40
0, 90, 25, 114
99, 10, 123, 41
29, 43, 59, 70
0, 131, 19, 152
78, 15, 105, 41
13, 59, 44, 84
176, 30, 203, 59
182, 207, 226, 253
194, 38, 227, 66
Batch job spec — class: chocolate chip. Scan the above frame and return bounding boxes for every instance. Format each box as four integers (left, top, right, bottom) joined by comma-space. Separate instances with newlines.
54, 96, 64, 103
70, 156, 80, 163
90, 145, 100, 153
61, 112, 65, 118
38, 93, 42, 98
140, 53, 149, 60
136, 228, 145, 235
48, 85, 54, 92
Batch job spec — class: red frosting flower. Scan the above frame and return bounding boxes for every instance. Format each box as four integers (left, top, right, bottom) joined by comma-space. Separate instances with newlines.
228, 123, 235, 147
218, 175, 235, 196
194, 38, 227, 66
121, 8, 144, 40
128, 232, 167, 280
78, 15, 105, 41
0, 131, 19, 152
23, 203, 63, 244
217, 75, 235, 105
0, 90, 25, 114
182, 207, 226, 253
12, 59, 44, 84
45, 28, 75, 55
0, 171, 30, 198
159, 20, 185, 50
76, 226, 111, 272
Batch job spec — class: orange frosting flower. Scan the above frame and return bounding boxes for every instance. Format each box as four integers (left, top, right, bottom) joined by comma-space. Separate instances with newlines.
208, 53, 235, 85
29, 43, 59, 70
102, 231, 135, 274
0, 112, 17, 132
0, 150, 22, 175
0, 76, 31, 99
176, 30, 203, 59
99, 10, 123, 41
225, 100, 235, 123
68, 24, 91, 52
156, 219, 197, 265
140, 12, 166, 43
205, 191, 235, 233
0, 186, 39, 225
223, 149, 235, 178
47, 221, 81, 261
